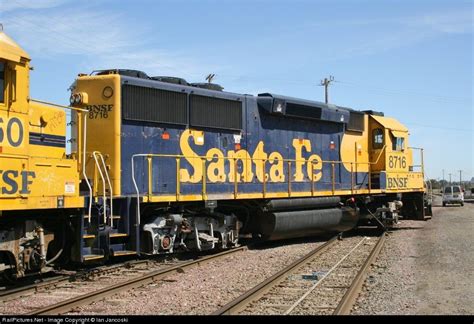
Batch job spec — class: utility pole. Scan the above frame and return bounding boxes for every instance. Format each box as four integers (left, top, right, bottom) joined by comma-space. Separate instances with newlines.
319, 75, 335, 104
449, 173, 452, 185
459, 170, 462, 186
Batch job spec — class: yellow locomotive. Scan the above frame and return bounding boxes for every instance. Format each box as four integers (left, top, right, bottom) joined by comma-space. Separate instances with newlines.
0, 30, 83, 278
0, 29, 431, 279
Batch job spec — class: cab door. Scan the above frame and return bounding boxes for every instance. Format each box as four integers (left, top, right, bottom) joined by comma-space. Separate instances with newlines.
368, 118, 386, 173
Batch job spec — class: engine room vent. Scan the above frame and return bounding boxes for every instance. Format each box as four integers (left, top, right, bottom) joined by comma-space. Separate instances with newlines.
347, 111, 365, 132
151, 76, 189, 86
189, 94, 242, 131
122, 84, 187, 125
189, 83, 224, 92
285, 102, 322, 120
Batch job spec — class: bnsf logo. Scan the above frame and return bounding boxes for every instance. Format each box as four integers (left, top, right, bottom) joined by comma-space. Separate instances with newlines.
0, 170, 35, 195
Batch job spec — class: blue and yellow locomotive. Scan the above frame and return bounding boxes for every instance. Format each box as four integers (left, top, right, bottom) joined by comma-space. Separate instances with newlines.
0, 30, 431, 278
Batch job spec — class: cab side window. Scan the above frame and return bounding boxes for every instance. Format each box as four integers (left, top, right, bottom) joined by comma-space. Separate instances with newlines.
0, 62, 4, 103
392, 136, 405, 151
372, 128, 384, 149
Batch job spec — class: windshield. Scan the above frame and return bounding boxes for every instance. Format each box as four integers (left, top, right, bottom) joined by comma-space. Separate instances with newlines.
444, 187, 452, 194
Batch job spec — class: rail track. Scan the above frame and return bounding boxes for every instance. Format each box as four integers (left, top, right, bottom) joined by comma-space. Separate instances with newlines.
213, 232, 386, 315
9, 247, 247, 315
0, 258, 156, 304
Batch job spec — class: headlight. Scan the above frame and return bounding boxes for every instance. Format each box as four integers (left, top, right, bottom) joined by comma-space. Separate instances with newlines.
74, 93, 82, 104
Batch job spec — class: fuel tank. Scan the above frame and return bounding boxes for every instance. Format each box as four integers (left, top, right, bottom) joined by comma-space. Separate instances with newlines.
248, 206, 359, 241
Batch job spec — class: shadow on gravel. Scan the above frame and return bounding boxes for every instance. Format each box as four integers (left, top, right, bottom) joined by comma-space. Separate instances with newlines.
246, 226, 383, 251
388, 226, 423, 232
245, 234, 334, 250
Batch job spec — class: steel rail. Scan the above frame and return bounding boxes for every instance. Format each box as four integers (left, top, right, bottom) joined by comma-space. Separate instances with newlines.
0, 259, 150, 303
0, 275, 70, 302
26, 246, 247, 315
333, 232, 387, 315
212, 235, 339, 315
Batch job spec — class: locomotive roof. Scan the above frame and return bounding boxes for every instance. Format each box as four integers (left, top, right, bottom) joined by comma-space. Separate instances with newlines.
116, 72, 374, 116
0, 30, 30, 62
258, 93, 352, 113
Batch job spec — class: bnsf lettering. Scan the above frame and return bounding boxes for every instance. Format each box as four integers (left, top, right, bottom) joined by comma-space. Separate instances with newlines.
86, 104, 113, 119
0, 170, 36, 195
387, 176, 408, 189
0, 117, 24, 147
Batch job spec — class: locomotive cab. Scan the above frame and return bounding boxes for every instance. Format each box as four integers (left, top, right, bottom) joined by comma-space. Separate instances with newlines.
368, 114, 423, 191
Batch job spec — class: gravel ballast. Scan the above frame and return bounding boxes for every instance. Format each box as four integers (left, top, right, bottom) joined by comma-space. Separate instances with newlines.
353, 199, 474, 315
68, 237, 332, 315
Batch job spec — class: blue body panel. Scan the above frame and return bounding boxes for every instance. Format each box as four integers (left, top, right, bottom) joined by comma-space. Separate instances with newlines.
119, 77, 370, 198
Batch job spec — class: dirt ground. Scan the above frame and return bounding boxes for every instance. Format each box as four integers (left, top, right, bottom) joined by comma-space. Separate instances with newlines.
353, 197, 474, 315
415, 198, 474, 314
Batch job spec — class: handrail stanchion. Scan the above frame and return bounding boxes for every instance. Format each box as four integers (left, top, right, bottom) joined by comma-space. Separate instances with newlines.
288, 161, 292, 197
92, 152, 107, 224
311, 162, 314, 196
262, 158, 266, 198
147, 156, 153, 200
368, 162, 372, 193
96, 153, 113, 226
332, 162, 335, 194
351, 162, 354, 194
176, 157, 181, 201
202, 158, 207, 200
234, 158, 238, 199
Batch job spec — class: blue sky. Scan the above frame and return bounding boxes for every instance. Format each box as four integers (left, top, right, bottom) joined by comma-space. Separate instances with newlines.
1, 0, 472, 181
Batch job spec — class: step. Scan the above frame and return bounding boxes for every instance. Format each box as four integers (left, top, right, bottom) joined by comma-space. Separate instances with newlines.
110, 233, 128, 238
112, 215, 121, 220
112, 250, 137, 257
83, 254, 105, 261
83, 234, 96, 239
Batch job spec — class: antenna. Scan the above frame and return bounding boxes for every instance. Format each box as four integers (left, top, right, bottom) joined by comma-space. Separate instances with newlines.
206, 74, 215, 84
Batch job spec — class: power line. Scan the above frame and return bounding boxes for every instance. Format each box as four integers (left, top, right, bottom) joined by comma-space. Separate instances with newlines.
404, 122, 472, 132
334, 80, 470, 103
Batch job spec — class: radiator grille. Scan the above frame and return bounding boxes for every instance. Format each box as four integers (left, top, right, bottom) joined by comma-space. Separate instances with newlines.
189, 95, 242, 130
122, 84, 187, 125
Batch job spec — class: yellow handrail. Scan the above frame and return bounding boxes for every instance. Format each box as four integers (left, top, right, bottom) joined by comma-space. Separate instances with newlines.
131, 144, 421, 203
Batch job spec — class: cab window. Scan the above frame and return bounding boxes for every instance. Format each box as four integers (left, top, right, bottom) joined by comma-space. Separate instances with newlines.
392, 136, 405, 151
0, 62, 4, 103
372, 128, 384, 149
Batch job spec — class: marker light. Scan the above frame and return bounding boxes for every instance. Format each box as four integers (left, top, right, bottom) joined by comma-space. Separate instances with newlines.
70, 93, 83, 105
74, 93, 82, 104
